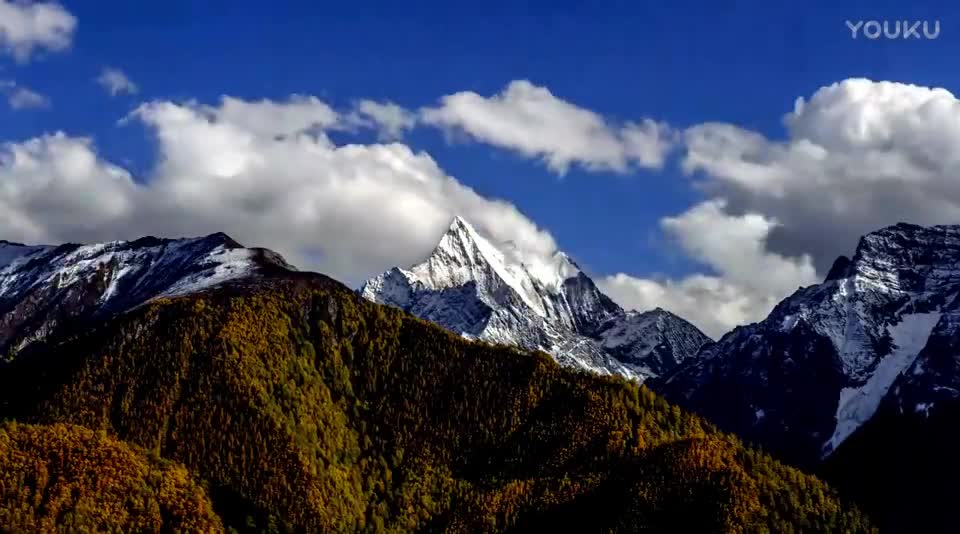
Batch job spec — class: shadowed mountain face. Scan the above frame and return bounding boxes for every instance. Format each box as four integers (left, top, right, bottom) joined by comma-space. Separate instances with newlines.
361, 216, 712, 382
821, 279, 960, 532
0, 234, 870, 532
660, 223, 960, 470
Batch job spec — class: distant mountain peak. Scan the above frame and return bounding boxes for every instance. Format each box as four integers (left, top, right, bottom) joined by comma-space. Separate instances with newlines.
361, 216, 710, 381
434, 216, 510, 263
824, 255, 853, 282
404, 216, 551, 317
437, 215, 481, 250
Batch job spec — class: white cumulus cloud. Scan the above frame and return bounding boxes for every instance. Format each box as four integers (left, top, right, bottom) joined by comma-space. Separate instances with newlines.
599, 273, 776, 340
683, 78, 960, 272
0, 94, 558, 287
350, 100, 417, 140
0, 0, 75, 62
0, 133, 137, 243
599, 200, 817, 337
96, 67, 138, 96
1, 80, 49, 109
421, 80, 674, 174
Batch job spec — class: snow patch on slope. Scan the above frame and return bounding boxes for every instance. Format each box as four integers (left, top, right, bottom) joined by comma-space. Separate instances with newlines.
160, 246, 256, 297
0, 235, 272, 307
600, 311, 663, 350
823, 311, 942, 455
0, 243, 48, 271
101, 264, 136, 302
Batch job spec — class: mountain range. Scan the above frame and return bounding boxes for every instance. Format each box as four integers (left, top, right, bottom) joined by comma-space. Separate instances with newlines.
361, 217, 960, 531
361, 218, 960, 461
0, 229, 870, 532
4, 218, 960, 531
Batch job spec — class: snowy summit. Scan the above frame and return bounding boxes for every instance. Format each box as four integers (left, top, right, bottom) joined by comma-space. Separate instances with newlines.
361, 216, 712, 381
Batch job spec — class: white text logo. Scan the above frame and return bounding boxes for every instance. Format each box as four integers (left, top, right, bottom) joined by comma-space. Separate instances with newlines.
846, 20, 940, 40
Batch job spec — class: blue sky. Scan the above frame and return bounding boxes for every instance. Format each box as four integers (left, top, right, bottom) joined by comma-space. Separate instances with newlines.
1, 0, 959, 335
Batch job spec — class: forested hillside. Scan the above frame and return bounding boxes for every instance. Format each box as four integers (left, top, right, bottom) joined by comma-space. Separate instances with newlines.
0, 273, 873, 532
0, 422, 222, 532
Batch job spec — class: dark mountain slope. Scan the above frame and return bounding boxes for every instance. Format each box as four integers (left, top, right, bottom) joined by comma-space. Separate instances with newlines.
822, 303, 960, 532
0, 272, 871, 532
822, 401, 960, 533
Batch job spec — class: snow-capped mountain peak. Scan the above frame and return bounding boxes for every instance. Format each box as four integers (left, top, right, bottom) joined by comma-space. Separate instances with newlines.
361, 215, 711, 382
405, 215, 554, 317
0, 232, 293, 359
661, 222, 960, 464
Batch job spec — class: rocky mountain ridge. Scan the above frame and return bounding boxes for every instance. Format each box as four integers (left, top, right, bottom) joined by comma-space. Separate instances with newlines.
0, 233, 292, 359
